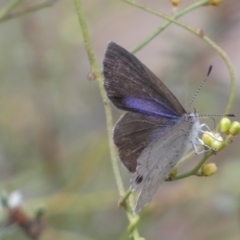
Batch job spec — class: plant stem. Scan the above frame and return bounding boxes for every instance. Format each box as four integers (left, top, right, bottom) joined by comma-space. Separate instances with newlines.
74, 0, 124, 196
74, 0, 141, 239
0, 0, 58, 23
0, 0, 23, 21
173, 152, 212, 180
124, 0, 210, 54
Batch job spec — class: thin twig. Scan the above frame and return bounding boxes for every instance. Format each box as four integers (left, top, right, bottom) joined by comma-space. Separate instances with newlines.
74, 0, 141, 239
127, 0, 210, 54
0, 0, 58, 23
0, 0, 23, 21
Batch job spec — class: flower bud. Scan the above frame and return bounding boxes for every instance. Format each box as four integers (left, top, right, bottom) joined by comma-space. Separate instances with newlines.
202, 131, 214, 147
168, 167, 178, 180
201, 163, 217, 176
202, 131, 224, 151
220, 117, 231, 134
171, 0, 181, 6
209, 0, 222, 6
229, 121, 240, 136
209, 133, 224, 151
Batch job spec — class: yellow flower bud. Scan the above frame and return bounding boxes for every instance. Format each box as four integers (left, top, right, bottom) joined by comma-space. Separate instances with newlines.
202, 131, 224, 151
209, 0, 222, 6
220, 117, 231, 134
229, 121, 240, 136
202, 131, 214, 148
209, 133, 224, 151
171, 0, 181, 6
168, 167, 178, 180
201, 163, 217, 176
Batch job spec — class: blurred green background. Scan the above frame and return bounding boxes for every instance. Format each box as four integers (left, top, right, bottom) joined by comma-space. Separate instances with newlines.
0, 0, 239, 239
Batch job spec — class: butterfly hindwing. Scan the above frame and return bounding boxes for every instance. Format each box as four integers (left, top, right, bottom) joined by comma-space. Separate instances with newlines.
114, 112, 178, 172
131, 120, 192, 213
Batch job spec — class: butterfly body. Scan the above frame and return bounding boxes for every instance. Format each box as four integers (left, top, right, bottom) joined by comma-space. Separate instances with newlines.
103, 42, 202, 213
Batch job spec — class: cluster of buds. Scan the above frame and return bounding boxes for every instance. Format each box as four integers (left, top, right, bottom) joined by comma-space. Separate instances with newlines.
220, 118, 240, 136
202, 131, 224, 152
202, 118, 240, 152
200, 118, 240, 177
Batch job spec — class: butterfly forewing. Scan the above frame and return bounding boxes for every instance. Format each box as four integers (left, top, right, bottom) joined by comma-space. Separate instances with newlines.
103, 42, 186, 118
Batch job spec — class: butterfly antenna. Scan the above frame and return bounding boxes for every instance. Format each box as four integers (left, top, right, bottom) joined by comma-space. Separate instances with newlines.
189, 65, 212, 109
190, 66, 235, 118
199, 113, 235, 118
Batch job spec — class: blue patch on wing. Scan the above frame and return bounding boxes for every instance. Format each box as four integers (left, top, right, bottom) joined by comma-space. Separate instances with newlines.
124, 97, 180, 119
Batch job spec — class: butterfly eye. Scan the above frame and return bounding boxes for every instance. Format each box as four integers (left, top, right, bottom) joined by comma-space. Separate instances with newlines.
135, 175, 143, 184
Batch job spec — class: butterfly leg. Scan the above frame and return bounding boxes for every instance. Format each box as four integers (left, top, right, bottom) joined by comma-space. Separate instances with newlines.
199, 123, 211, 132
191, 137, 212, 154
191, 141, 205, 154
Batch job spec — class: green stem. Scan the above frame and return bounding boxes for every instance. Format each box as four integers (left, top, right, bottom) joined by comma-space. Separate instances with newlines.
74, 1, 141, 239
125, 0, 210, 54
173, 152, 212, 180
0, 0, 23, 20
0, 0, 58, 23
74, 0, 124, 196
119, 188, 132, 207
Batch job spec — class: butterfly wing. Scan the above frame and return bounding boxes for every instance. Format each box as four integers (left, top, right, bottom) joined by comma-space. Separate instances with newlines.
114, 112, 178, 172
131, 120, 193, 213
103, 42, 187, 172
103, 42, 186, 119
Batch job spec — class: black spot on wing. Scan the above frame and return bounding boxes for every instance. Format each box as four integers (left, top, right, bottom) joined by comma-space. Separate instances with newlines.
136, 175, 143, 184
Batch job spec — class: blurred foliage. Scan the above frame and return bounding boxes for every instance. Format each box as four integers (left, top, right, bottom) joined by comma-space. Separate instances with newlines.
0, 0, 239, 239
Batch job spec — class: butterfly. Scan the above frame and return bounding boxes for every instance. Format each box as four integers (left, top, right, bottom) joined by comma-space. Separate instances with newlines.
103, 42, 205, 213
